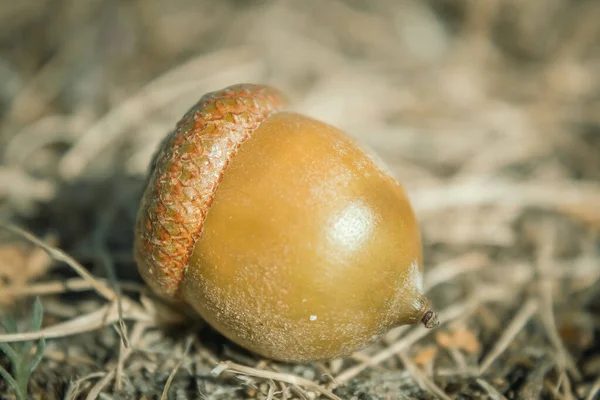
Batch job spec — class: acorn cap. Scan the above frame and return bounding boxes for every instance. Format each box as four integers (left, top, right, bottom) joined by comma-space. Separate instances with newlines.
134, 84, 287, 299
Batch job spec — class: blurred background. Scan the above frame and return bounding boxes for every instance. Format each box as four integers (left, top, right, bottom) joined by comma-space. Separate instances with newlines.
0, 0, 599, 399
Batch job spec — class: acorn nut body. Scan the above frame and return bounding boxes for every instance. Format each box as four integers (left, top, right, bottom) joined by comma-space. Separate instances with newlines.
134, 84, 438, 362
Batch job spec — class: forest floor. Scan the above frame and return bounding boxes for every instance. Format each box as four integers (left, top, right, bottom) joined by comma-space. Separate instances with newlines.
0, 1, 599, 399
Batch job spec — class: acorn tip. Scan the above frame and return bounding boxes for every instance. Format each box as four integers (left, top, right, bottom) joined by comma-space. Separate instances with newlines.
421, 309, 440, 329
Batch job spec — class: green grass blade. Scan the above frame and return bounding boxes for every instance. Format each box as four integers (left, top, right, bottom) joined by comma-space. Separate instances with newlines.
0, 341, 19, 366
0, 364, 24, 400
1, 314, 18, 333
20, 340, 34, 366
29, 337, 46, 373
30, 298, 44, 332
1, 315, 22, 353
19, 298, 45, 367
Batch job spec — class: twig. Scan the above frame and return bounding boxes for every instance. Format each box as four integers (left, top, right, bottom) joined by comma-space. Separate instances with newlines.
57, 47, 261, 181
385, 252, 487, 343
398, 352, 451, 400
423, 251, 489, 292
85, 322, 146, 400
211, 361, 342, 400
411, 179, 600, 215
586, 377, 600, 400
94, 244, 128, 348
0, 223, 116, 301
0, 300, 151, 343
535, 224, 582, 383
476, 378, 508, 400
161, 335, 195, 400
92, 193, 133, 349
478, 298, 539, 375
335, 299, 477, 384
64, 372, 107, 400
1, 277, 148, 298
84, 370, 115, 400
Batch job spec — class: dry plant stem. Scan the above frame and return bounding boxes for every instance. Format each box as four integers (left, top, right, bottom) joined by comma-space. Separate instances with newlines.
0, 168, 56, 203
476, 378, 508, 400
211, 361, 342, 400
94, 197, 131, 348
85, 322, 147, 400
7, 0, 105, 124
412, 179, 600, 217
96, 244, 128, 349
84, 370, 114, 400
559, 373, 575, 400
5, 114, 85, 166
160, 335, 195, 400
1, 278, 148, 298
42, 349, 95, 366
423, 252, 489, 292
398, 351, 451, 400
289, 385, 310, 399
335, 299, 478, 384
266, 382, 275, 400
536, 225, 582, 382
114, 330, 127, 391
586, 377, 600, 400
449, 348, 468, 372
0, 301, 152, 343
337, 269, 515, 383
384, 251, 487, 343
544, 381, 565, 400
478, 298, 539, 375
0, 223, 116, 301
58, 47, 261, 181
0, 223, 183, 346
64, 372, 107, 400
435, 367, 480, 377
57, 82, 196, 179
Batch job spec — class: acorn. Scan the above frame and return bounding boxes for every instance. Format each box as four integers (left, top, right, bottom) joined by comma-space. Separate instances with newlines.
134, 83, 438, 362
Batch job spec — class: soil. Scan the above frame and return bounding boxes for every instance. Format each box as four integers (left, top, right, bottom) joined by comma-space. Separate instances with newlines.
1, 1, 599, 399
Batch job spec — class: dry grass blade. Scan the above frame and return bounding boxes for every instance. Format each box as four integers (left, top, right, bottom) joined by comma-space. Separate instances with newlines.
64, 372, 107, 400
266, 381, 276, 400
476, 378, 508, 400
42, 348, 95, 366
2, 278, 147, 298
384, 253, 487, 344
84, 369, 115, 400
0, 223, 116, 301
536, 225, 582, 383
85, 322, 146, 400
586, 377, 600, 400
160, 335, 195, 400
0, 168, 56, 203
336, 299, 477, 384
4, 114, 88, 166
57, 47, 261, 181
211, 361, 342, 400
423, 252, 489, 292
398, 352, 451, 400
0, 300, 151, 343
479, 298, 539, 375
412, 179, 600, 216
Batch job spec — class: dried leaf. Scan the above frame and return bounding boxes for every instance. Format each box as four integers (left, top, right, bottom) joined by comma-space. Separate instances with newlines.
435, 326, 481, 354
413, 346, 438, 365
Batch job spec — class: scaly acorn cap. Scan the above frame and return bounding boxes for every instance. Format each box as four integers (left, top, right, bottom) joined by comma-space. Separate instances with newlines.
134, 84, 287, 300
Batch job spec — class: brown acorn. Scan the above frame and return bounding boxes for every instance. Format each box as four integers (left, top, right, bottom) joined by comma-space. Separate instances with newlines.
134, 83, 438, 362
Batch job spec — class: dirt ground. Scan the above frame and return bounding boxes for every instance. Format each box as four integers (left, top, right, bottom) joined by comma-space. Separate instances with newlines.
1, 0, 599, 399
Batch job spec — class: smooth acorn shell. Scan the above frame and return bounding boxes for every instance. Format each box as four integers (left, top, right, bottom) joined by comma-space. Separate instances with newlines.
135, 84, 435, 363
